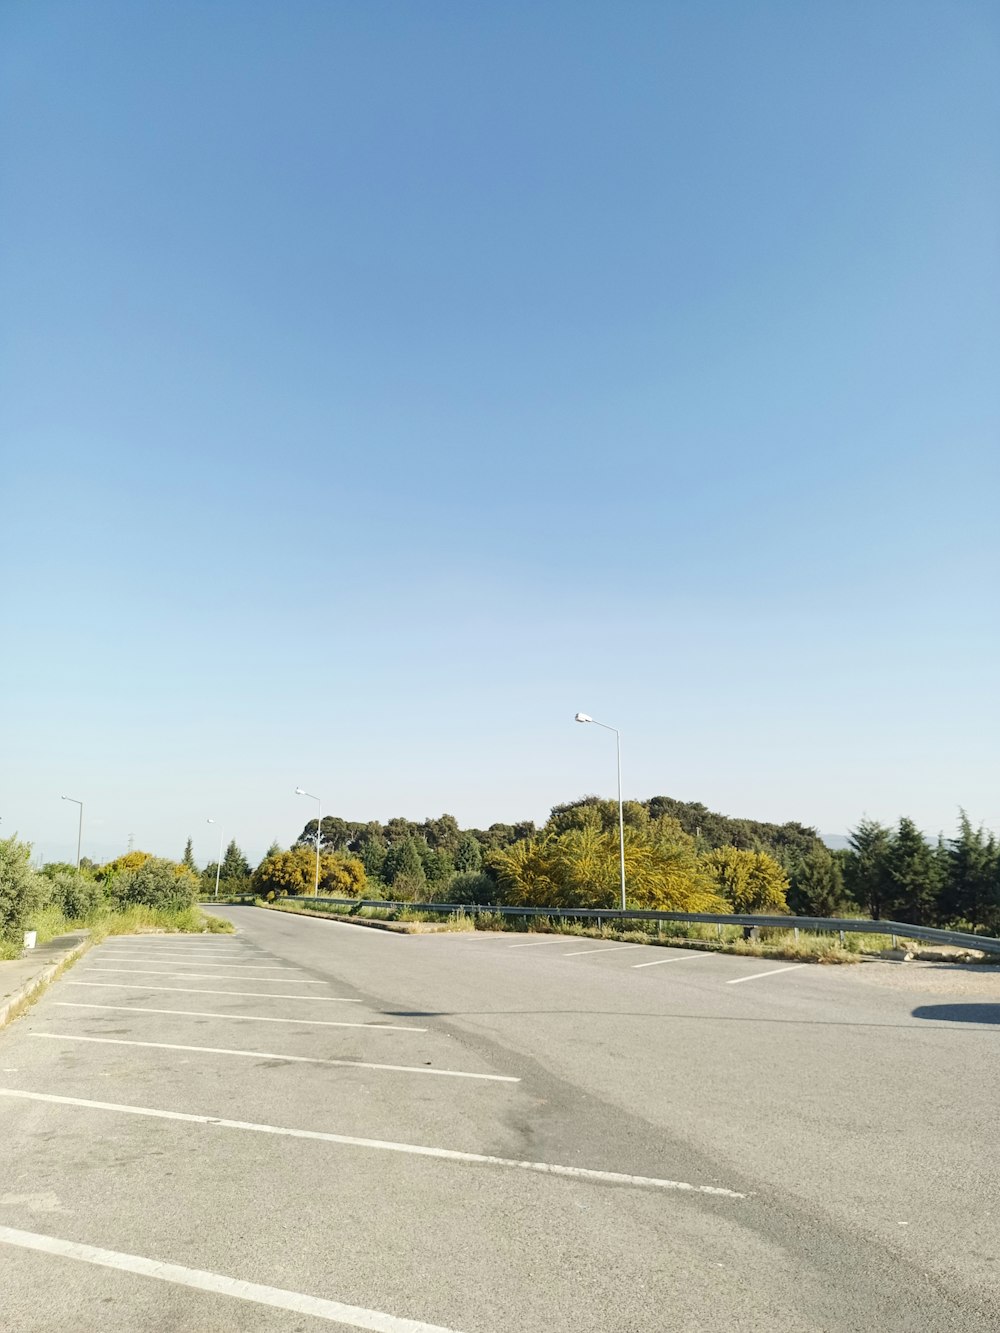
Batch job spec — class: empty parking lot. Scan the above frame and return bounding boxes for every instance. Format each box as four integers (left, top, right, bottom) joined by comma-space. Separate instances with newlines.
1, 905, 998, 1331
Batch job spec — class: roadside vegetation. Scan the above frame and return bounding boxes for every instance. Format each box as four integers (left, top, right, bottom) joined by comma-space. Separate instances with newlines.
0, 835, 233, 960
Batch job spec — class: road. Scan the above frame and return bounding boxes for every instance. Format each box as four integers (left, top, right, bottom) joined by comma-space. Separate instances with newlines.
0, 905, 998, 1332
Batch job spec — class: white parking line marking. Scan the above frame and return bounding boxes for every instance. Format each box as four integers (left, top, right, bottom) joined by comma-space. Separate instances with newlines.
95, 956, 298, 970
84, 968, 326, 984
632, 954, 714, 970
508, 939, 567, 949
726, 964, 808, 986
0, 1089, 746, 1198
67, 982, 361, 1002
0, 1226, 463, 1332
562, 944, 643, 958
55, 1003, 427, 1033
35, 1034, 519, 1083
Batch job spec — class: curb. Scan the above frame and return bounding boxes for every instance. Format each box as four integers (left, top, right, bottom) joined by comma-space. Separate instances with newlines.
257, 904, 457, 934
0, 933, 93, 1032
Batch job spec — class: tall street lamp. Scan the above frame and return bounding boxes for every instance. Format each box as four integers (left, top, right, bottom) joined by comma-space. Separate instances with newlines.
295, 788, 322, 896
206, 819, 224, 899
61, 796, 83, 871
574, 714, 626, 912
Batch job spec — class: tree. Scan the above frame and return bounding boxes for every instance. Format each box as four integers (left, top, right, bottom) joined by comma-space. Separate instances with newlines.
454, 833, 482, 874
490, 824, 727, 912
843, 820, 893, 918
382, 838, 426, 898
886, 818, 942, 925
260, 841, 282, 864
181, 838, 196, 871
111, 858, 198, 912
0, 835, 45, 948
220, 839, 251, 883
253, 848, 366, 899
787, 847, 849, 916
943, 812, 999, 933
700, 847, 790, 914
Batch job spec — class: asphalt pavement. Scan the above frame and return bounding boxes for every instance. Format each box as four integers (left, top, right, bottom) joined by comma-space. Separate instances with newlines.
0, 905, 997, 1332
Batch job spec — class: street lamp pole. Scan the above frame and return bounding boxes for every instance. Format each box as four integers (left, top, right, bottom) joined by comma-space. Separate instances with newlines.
574, 714, 626, 912
61, 797, 83, 870
295, 788, 322, 896
206, 819, 224, 899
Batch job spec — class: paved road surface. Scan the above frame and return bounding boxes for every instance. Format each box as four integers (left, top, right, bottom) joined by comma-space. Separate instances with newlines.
0, 905, 997, 1331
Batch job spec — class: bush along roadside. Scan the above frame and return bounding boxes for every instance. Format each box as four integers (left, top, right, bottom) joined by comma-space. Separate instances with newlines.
1, 835, 234, 962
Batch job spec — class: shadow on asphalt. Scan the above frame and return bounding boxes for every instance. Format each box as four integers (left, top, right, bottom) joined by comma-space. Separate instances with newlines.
911, 1003, 1000, 1025
383, 1008, 997, 1030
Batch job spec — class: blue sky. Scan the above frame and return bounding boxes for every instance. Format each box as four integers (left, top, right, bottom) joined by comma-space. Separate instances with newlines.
2, 2, 998, 865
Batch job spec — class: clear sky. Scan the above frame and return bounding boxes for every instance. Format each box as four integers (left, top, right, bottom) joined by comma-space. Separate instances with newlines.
2, 2, 998, 866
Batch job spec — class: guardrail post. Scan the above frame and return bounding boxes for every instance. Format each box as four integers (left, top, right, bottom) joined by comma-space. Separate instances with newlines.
891, 934, 898, 949
793, 928, 799, 943
716, 924, 722, 940
839, 930, 846, 947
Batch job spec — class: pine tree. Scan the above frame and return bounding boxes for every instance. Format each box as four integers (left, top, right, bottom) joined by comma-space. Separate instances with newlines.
220, 839, 251, 885
843, 820, 893, 918
181, 838, 196, 871
885, 818, 940, 925
944, 812, 1000, 932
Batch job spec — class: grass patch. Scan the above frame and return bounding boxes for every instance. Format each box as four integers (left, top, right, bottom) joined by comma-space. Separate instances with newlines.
1, 903, 234, 958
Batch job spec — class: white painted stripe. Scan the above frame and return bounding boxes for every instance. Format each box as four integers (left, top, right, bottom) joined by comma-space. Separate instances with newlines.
508, 939, 566, 949
35, 1034, 519, 1083
67, 982, 361, 1003
84, 968, 325, 984
55, 1003, 426, 1033
96, 956, 296, 970
0, 1089, 745, 1198
726, 964, 808, 986
562, 944, 643, 958
632, 954, 715, 970
0, 1226, 463, 1332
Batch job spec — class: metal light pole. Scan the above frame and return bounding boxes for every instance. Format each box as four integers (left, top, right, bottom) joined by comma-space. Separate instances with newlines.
206, 819, 224, 899
295, 788, 322, 895
61, 797, 83, 870
574, 714, 626, 912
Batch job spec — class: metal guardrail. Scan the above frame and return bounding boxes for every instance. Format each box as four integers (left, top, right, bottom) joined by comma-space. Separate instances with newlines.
284, 897, 1000, 955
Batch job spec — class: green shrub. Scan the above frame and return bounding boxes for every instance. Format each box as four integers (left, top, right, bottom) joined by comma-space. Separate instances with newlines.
46, 870, 104, 920
0, 836, 46, 947
449, 871, 499, 905
111, 858, 199, 912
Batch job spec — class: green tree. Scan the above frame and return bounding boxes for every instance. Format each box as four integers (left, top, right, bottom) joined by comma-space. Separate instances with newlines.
0, 836, 45, 948
382, 838, 426, 898
787, 847, 849, 916
700, 847, 790, 914
454, 833, 482, 874
181, 838, 196, 871
843, 820, 894, 918
886, 817, 941, 925
111, 858, 198, 912
220, 839, 251, 885
942, 812, 999, 932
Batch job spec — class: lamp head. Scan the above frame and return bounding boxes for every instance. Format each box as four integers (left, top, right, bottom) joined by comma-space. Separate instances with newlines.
294, 787, 306, 796
574, 713, 593, 724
